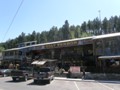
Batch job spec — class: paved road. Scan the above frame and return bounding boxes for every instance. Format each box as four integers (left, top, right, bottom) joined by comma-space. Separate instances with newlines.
0, 77, 120, 90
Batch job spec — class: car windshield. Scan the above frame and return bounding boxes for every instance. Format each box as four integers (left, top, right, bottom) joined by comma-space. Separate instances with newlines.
0, 69, 6, 72
19, 67, 32, 71
0, 69, 12, 72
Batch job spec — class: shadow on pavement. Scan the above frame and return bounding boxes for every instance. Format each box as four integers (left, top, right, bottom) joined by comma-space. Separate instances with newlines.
5, 80, 27, 83
27, 81, 49, 86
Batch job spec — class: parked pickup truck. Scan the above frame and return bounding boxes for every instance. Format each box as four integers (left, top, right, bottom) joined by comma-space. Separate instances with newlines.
11, 67, 33, 81
32, 59, 56, 84
33, 67, 54, 84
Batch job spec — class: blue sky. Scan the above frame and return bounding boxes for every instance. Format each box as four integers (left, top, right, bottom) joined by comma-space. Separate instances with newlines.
0, 0, 120, 42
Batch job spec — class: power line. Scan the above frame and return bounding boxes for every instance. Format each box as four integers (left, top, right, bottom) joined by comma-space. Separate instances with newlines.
2, 0, 24, 42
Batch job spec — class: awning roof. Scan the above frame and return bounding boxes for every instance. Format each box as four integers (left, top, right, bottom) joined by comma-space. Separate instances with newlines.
93, 32, 120, 40
98, 55, 120, 60
31, 60, 47, 65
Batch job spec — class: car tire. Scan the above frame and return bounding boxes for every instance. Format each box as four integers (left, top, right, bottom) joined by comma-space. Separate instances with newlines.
24, 75, 28, 81
12, 77, 16, 81
47, 79, 50, 84
52, 76, 54, 80
34, 80, 37, 83
3, 74, 7, 77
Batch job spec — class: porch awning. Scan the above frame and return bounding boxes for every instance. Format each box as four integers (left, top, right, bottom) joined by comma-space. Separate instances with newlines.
98, 55, 120, 60
31, 60, 47, 65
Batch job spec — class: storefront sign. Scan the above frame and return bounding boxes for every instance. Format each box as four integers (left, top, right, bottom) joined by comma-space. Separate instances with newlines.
44, 41, 78, 49
78, 39, 92, 45
35, 46, 45, 50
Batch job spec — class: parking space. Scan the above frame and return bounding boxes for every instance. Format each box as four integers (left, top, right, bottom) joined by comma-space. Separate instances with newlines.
0, 77, 120, 90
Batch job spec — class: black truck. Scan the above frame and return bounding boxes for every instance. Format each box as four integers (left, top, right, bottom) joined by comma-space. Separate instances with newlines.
33, 67, 54, 84
11, 67, 33, 81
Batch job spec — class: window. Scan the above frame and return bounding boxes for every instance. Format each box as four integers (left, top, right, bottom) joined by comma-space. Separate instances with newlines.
18, 51, 22, 55
26, 43, 30, 46
95, 40, 103, 55
31, 42, 35, 45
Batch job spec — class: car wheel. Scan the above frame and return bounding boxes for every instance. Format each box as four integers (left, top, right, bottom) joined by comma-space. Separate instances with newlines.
34, 80, 37, 83
24, 75, 28, 81
52, 76, 54, 80
47, 79, 50, 84
3, 74, 7, 77
12, 77, 16, 81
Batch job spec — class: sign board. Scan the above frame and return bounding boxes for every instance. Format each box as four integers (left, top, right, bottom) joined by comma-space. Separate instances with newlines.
44, 41, 78, 49
69, 66, 80, 73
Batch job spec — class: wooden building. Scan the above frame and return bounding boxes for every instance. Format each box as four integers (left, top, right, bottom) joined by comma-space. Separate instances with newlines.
93, 33, 120, 73
2, 32, 120, 73
2, 37, 93, 71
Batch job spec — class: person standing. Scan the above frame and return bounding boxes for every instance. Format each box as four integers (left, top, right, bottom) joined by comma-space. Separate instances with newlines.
82, 66, 86, 79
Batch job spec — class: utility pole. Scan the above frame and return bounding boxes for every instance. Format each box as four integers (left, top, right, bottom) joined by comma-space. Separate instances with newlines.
98, 10, 102, 34
98, 10, 101, 23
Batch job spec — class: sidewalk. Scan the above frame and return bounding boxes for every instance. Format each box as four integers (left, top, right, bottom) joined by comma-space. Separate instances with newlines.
54, 77, 95, 82
55, 77, 120, 83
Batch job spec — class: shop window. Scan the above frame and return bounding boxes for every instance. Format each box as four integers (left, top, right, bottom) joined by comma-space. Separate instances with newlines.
19, 51, 22, 55
26, 43, 30, 46
95, 40, 103, 55
31, 42, 35, 45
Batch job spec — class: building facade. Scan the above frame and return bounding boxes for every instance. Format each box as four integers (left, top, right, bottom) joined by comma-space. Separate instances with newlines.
2, 32, 120, 73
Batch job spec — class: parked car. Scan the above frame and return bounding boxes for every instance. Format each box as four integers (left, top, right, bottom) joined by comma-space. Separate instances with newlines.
0, 69, 13, 77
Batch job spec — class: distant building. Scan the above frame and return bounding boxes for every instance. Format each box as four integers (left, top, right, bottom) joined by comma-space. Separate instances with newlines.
17, 41, 37, 48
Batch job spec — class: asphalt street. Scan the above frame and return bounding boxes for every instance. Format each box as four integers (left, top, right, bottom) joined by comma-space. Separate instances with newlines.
0, 77, 120, 90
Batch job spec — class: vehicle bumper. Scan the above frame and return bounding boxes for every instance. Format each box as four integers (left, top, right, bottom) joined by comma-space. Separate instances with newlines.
34, 77, 50, 81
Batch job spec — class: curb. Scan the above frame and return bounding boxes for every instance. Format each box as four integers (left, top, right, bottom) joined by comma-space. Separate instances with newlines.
55, 77, 120, 83
54, 77, 95, 82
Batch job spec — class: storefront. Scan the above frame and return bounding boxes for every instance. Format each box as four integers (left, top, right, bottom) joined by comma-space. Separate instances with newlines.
30, 37, 93, 71
93, 33, 120, 73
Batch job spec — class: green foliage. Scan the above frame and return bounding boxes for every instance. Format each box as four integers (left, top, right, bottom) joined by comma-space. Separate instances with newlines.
0, 45, 5, 52
81, 32, 91, 37
47, 26, 58, 42
1, 15, 120, 49
61, 20, 71, 40
40, 31, 48, 43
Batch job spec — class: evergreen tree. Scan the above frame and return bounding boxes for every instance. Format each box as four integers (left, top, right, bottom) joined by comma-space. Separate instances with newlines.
31, 31, 36, 41
113, 16, 118, 32
17, 32, 26, 43
40, 31, 48, 43
102, 17, 108, 34
36, 32, 41, 44
0, 44, 5, 52
2, 15, 120, 49
69, 25, 76, 39
93, 18, 101, 35
48, 26, 58, 42
62, 20, 70, 40
81, 21, 87, 32
87, 20, 94, 35
75, 25, 81, 38
116, 16, 120, 32
58, 28, 64, 41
